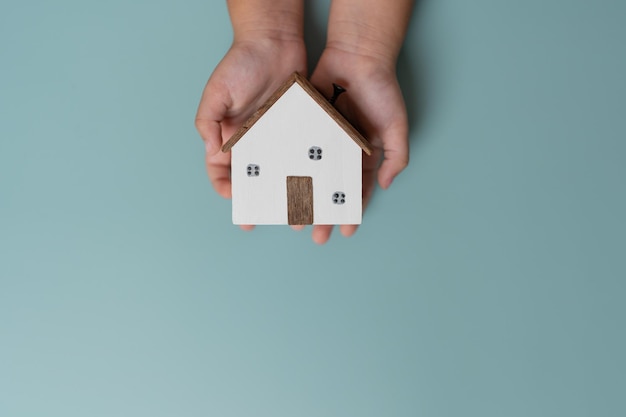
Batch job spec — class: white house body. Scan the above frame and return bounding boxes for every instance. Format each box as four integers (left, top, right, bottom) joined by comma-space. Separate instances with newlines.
229, 80, 364, 225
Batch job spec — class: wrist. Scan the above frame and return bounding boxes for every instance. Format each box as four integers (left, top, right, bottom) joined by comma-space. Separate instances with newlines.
230, 5, 304, 44
325, 0, 413, 67
323, 38, 398, 76
230, 32, 306, 69
317, 46, 397, 88
326, 24, 401, 68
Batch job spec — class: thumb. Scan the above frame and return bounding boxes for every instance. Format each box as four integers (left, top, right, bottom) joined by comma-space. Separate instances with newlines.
195, 118, 223, 156
377, 117, 409, 189
195, 80, 232, 156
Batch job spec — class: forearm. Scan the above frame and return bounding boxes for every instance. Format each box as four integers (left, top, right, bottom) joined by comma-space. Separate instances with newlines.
326, 0, 414, 67
227, 0, 305, 42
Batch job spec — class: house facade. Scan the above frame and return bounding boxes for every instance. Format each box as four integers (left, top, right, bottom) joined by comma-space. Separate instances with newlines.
222, 73, 372, 225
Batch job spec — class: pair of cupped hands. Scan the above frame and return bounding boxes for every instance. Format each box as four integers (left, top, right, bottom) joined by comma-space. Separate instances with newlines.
195, 36, 408, 244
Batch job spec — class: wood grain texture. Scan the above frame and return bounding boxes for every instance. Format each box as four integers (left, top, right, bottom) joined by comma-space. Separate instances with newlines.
287, 176, 313, 225
222, 72, 373, 155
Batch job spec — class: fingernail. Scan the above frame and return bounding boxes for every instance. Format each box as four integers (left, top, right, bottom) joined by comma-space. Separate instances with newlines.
204, 140, 212, 154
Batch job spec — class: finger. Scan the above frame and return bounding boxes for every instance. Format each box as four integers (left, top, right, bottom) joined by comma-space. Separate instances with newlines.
195, 118, 223, 156
240, 225, 255, 231
195, 79, 232, 156
377, 118, 409, 189
205, 152, 232, 199
312, 225, 333, 245
196, 77, 235, 197
290, 225, 305, 231
339, 224, 358, 237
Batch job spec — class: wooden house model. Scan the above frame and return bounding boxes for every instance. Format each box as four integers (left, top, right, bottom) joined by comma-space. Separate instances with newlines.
222, 72, 373, 225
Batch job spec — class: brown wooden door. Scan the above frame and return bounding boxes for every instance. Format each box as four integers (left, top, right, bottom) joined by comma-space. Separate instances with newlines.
286, 176, 313, 225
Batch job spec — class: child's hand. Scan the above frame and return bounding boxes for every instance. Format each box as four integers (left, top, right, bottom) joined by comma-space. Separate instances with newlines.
289, 0, 414, 244
195, 37, 306, 218
305, 47, 409, 244
195, 1, 306, 230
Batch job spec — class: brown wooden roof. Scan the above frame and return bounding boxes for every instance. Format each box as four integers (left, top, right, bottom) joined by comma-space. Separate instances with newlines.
221, 72, 373, 155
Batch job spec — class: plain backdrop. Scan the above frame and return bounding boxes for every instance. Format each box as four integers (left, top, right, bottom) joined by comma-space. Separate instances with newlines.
1, 1, 625, 416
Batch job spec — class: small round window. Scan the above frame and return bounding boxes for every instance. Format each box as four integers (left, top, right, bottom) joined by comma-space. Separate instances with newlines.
308, 147, 322, 161
332, 192, 346, 204
246, 164, 260, 177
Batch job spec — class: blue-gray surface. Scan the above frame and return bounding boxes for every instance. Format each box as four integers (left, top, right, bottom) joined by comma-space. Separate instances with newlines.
1, 1, 625, 416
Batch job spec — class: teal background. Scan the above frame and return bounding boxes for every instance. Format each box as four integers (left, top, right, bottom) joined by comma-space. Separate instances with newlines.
1, 0, 625, 416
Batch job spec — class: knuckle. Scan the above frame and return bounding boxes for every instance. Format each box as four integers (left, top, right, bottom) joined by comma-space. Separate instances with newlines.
396, 154, 409, 170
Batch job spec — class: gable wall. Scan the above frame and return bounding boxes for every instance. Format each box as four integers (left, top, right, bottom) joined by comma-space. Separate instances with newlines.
231, 83, 362, 225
